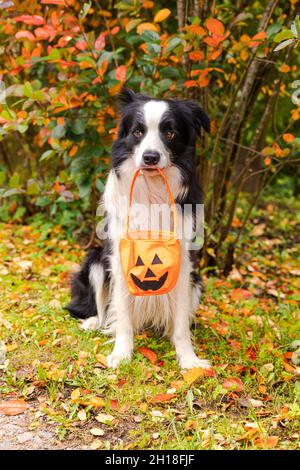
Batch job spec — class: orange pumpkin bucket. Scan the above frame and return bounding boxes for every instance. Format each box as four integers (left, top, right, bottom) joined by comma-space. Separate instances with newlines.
120, 167, 180, 296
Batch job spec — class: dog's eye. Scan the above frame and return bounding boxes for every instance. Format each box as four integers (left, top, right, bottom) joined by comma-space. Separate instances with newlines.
165, 130, 175, 141
133, 129, 143, 138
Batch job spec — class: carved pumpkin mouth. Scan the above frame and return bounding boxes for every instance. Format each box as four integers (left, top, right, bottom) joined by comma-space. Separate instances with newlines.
130, 271, 168, 292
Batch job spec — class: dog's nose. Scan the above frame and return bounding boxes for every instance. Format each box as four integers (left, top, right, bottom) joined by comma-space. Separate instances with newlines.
142, 151, 160, 166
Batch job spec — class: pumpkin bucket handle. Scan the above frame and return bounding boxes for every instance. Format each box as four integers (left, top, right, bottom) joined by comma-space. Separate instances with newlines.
125, 167, 177, 236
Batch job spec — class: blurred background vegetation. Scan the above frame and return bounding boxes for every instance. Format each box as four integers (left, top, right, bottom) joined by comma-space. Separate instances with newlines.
0, 0, 299, 272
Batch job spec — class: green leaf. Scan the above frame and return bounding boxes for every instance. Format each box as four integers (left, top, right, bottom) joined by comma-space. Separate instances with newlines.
157, 79, 173, 92
77, 174, 92, 198
295, 15, 300, 36
48, 48, 61, 60
17, 123, 28, 134
274, 38, 295, 52
165, 37, 181, 53
160, 67, 181, 79
40, 149, 56, 162
71, 119, 86, 135
96, 178, 105, 192
0, 171, 6, 185
27, 179, 39, 195
23, 81, 33, 98
266, 23, 282, 39
52, 125, 65, 139
36, 196, 51, 207
141, 30, 161, 43
125, 19, 142, 32
274, 29, 295, 43
9, 173, 20, 188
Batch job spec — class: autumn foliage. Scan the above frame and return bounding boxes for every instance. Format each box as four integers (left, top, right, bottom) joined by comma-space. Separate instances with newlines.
0, 0, 299, 270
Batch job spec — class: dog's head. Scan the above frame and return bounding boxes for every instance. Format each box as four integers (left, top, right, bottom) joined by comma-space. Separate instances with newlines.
112, 88, 210, 171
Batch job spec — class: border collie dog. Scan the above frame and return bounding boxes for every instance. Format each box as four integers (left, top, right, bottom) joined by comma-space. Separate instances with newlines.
67, 88, 211, 370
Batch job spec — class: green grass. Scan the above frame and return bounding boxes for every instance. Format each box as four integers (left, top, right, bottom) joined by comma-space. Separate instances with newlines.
0, 197, 300, 450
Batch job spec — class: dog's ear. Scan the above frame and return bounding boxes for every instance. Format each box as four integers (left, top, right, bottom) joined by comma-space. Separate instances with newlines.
182, 100, 210, 135
118, 88, 137, 110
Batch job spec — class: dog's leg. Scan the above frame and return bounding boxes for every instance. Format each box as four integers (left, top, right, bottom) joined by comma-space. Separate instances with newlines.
80, 264, 105, 331
172, 277, 210, 370
107, 277, 133, 368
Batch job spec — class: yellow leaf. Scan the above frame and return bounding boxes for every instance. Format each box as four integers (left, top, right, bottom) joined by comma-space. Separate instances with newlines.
137, 22, 159, 34
182, 367, 204, 385
71, 388, 81, 402
96, 353, 108, 368
154, 8, 171, 23
5, 343, 18, 352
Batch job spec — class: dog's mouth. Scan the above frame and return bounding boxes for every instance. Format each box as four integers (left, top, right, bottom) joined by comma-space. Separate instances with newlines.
130, 272, 168, 291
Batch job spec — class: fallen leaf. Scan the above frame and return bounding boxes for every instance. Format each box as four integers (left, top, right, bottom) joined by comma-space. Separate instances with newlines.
0, 399, 29, 416
90, 428, 105, 436
236, 428, 259, 442
239, 398, 264, 408
151, 410, 165, 422
90, 439, 103, 450
153, 393, 176, 403
254, 435, 279, 448
222, 377, 244, 392
109, 399, 119, 410
95, 353, 107, 368
16, 260, 32, 271
182, 367, 204, 385
138, 347, 157, 365
95, 413, 115, 425
77, 409, 86, 421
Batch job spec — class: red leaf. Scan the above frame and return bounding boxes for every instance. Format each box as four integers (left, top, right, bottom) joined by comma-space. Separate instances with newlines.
206, 18, 225, 36
204, 368, 215, 377
184, 80, 198, 88
222, 377, 244, 392
153, 393, 176, 403
16, 31, 35, 41
95, 33, 106, 52
13, 15, 45, 25
76, 40, 87, 51
0, 399, 30, 416
115, 65, 127, 82
110, 399, 119, 410
245, 345, 258, 361
231, 288, 252, 300
138, 347, 157, 365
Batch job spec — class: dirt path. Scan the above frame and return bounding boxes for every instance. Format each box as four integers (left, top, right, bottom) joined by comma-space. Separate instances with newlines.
0, 412, 89, 450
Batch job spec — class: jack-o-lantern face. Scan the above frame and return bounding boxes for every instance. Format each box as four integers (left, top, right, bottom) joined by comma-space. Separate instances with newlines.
130, 254, 168, 292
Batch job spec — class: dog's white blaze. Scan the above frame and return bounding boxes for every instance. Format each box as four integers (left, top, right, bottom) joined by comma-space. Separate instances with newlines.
133, 100, 170, 168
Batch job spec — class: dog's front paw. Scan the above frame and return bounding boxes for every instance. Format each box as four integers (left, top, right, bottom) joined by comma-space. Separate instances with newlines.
79, 316, 100, 331
178, 353, 211, 370
107, 350, 132, 369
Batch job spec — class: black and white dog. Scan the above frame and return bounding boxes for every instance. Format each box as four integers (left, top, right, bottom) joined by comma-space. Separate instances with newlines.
67, 88, 211, 370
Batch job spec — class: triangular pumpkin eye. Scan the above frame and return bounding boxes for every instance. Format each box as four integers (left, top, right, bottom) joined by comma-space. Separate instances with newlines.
136, 256, 144, 266
152, 254, 162, 265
